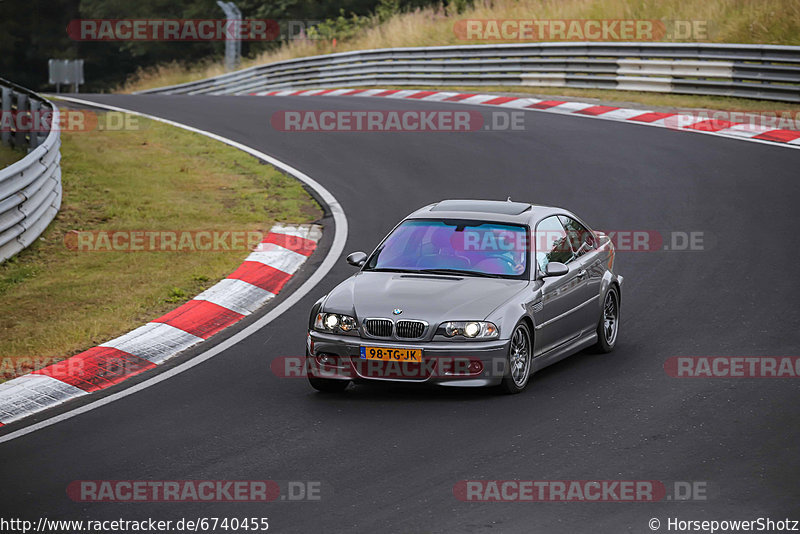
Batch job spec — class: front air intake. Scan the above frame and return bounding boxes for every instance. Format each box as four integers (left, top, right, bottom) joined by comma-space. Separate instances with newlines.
365, 319, 393, 337
396, 320, 426, 339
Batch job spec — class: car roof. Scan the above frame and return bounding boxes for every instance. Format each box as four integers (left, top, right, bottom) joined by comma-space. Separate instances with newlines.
407, 199, 567, 225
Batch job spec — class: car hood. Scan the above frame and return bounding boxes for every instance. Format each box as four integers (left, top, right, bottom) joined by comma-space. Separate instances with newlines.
324, 271, 528, 323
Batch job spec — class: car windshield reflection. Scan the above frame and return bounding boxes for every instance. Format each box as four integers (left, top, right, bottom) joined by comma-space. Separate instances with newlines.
363, 219, 529, 279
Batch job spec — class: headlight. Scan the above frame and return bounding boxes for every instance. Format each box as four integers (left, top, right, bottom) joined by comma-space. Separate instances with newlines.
324, 314, 339, 329
464, 322, 481, 337
315, 312, 358, 333
440, 321, 499, 339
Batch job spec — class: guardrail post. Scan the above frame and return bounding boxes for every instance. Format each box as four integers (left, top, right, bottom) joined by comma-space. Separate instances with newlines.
217, 1, 242, 72
0, 87, 10, 146
14, 92, 28, 150
29, 99, 41, 149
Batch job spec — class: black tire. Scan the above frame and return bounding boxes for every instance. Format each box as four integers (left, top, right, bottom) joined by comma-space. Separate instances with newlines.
307, 348, 350, 392
595, 285, 620, 353
498, 322, 533, 394
307, 375, 350, 393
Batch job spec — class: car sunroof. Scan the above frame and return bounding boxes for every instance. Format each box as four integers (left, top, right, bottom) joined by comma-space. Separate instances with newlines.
431, 199, 531, 215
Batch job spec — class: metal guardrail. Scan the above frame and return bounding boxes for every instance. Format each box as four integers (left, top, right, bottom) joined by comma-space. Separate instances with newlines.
138, 42, 800, 103
0, 78, 62, 263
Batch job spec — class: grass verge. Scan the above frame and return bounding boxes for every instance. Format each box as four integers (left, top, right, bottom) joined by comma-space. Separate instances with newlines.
0, 109, 322, 380
120, 0, 800, 94
0, 144, 23, 168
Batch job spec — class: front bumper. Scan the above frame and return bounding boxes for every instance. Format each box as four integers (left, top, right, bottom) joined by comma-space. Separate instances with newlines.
307, 331, 511, 387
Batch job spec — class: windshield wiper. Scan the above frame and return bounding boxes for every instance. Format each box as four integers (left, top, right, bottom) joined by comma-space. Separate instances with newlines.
365, 267, 508, 279
416, 268, 506, 279
362, 267, 420, 274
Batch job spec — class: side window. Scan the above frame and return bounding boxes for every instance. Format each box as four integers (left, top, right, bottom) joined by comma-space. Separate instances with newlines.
535, 216, 574, 273
559, 216, 595, 258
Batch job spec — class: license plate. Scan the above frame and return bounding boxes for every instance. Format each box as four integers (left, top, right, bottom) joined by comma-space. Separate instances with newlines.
360, 346, 422, 363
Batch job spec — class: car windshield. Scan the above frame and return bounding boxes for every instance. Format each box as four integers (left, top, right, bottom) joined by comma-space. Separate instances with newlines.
364, 219, 529, 279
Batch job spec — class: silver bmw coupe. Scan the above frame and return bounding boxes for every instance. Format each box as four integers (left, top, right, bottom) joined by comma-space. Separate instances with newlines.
307, 199, 623, 394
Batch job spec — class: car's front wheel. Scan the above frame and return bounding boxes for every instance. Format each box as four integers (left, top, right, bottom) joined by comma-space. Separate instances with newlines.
306, 349, 350, 392
498, 322, 532, 394
595, 285, 620, 353
308, 375, 350, 393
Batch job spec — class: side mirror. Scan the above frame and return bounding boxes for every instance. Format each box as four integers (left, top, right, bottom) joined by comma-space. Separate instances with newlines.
543, 262, 569, 277
346, 251, 367, 267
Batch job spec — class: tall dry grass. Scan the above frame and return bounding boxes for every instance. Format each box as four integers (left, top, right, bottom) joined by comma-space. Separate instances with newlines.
120, 0, 800, 93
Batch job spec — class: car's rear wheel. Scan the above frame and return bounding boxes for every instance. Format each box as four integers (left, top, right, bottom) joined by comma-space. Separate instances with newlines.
498, 322, 532, 394
595, 285, 620, 353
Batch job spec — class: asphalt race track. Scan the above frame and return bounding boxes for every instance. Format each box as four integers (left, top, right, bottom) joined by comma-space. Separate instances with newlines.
2, 94, 799, 533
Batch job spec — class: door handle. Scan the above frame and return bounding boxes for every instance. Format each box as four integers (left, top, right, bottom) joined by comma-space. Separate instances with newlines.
577, 269, 587, 279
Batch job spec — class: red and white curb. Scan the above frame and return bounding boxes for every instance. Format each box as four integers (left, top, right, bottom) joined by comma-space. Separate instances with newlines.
0, 224, 321, 426
252, 88, 800, 149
